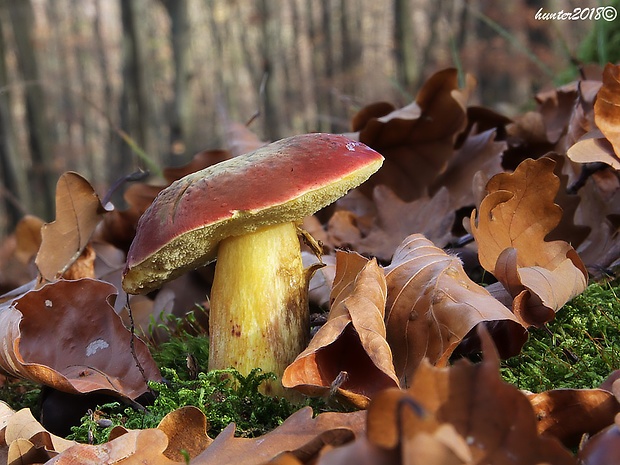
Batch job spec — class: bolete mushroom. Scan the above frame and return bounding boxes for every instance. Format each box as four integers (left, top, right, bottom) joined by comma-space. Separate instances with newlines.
122, 133, 383, 396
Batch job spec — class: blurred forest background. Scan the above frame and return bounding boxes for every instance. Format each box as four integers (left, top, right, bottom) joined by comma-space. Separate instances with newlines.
0, 0, 616, 237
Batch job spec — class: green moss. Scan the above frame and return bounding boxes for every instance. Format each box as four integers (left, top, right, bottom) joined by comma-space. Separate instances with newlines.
0, 378, 41, 416
501, 281, 620, 392
67, 367, 303, 444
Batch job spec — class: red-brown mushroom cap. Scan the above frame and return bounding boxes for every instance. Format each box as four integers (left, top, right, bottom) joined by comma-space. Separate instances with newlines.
122, 133, 384, 294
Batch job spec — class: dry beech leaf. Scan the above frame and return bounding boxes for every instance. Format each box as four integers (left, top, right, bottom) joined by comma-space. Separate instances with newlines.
384, 234, 521, 386
35, 172, 107, 282
471, 157, 588, 326
526, 388, 619, 449
192, 407, 365, 465
430, 128, 506, 210
594, 63, 620, 158
365, 328, 576, 465
566, 129, 620, 170
355, 186, 455, 262
352, 68, 475, 201
14, 215, 44, 265
3, 407, 75, 458
46, 429, 179, 465
0, 278, 160, 399
577, 412, 620, 465
157, 406, 213, 461
8, 437, 52, 465
283, 252, 398, 406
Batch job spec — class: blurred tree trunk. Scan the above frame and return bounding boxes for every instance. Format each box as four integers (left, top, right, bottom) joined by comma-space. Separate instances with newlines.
118, 0, 157, 179
393, 0, 417, 92
339, 0, 362, 127
160, 0, 193, 163
0, 12, 29, 232
93, 0, 115, 190
306, 0, 328, 132
5, 0, 55, 220
257, 0, 282, 141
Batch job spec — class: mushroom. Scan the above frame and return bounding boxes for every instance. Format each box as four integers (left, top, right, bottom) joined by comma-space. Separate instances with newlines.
122, 133, 383, 396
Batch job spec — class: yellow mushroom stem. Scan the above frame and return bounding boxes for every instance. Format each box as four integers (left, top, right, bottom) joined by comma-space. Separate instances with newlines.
208, 221, 309, 397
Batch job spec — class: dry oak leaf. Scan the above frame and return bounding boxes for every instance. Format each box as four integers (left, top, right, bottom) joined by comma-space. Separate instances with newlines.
0, 278, 160, 399
526, 388, 619, 449
35, 172, 108, 282
350, 68, 475, 201
283, 252, 399, 407
383, 234, 521, 387
471, 157, 588, 326
594, 63, 620, 160
363, 327, 576, 465
192, 407, 366, 465
354, 185, 455, 262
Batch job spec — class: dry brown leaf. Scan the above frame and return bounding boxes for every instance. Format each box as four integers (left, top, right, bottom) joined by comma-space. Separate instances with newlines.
594, 63, 620, 159
430, 128, 506, 210
46, 428, 179, 465
355, 186, 455, 262
14, 215, 44, 265
0, 279, 160, 400
566, 129, 620, 170
98, 183, 164, 253
577, 412, 620, 465
365, 328, 576, 465
471, 157, 588, 326
384, 234, 521, 386
283, 252, 398, 406
4, 408, 75, 454
35, 172, 107, 282
191, 407, 365, 465
352, 68, 475, 201
158, 406, 213, 461
527, 388, 619, 448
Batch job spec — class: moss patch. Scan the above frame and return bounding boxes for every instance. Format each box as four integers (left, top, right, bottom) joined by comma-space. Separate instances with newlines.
501, 281, 620, 392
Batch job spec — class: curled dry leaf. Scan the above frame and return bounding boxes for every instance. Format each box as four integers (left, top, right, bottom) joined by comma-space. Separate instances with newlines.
566, 129, 620, 170
35, 172, 108, 282
46, 429, 179, 465
14, 215, 44, 265
283, 252, 398, 407
1, 407, 76, 464
363, 327, 576, 465
157, 406, 213, 461
384, 234, 521, 386
192, 407, 365, 465
593, 63, 620, 159
526, 388, 619, 448
471, 157, 588, 326
0, 278, 160, 400
351, 68, 475, 201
